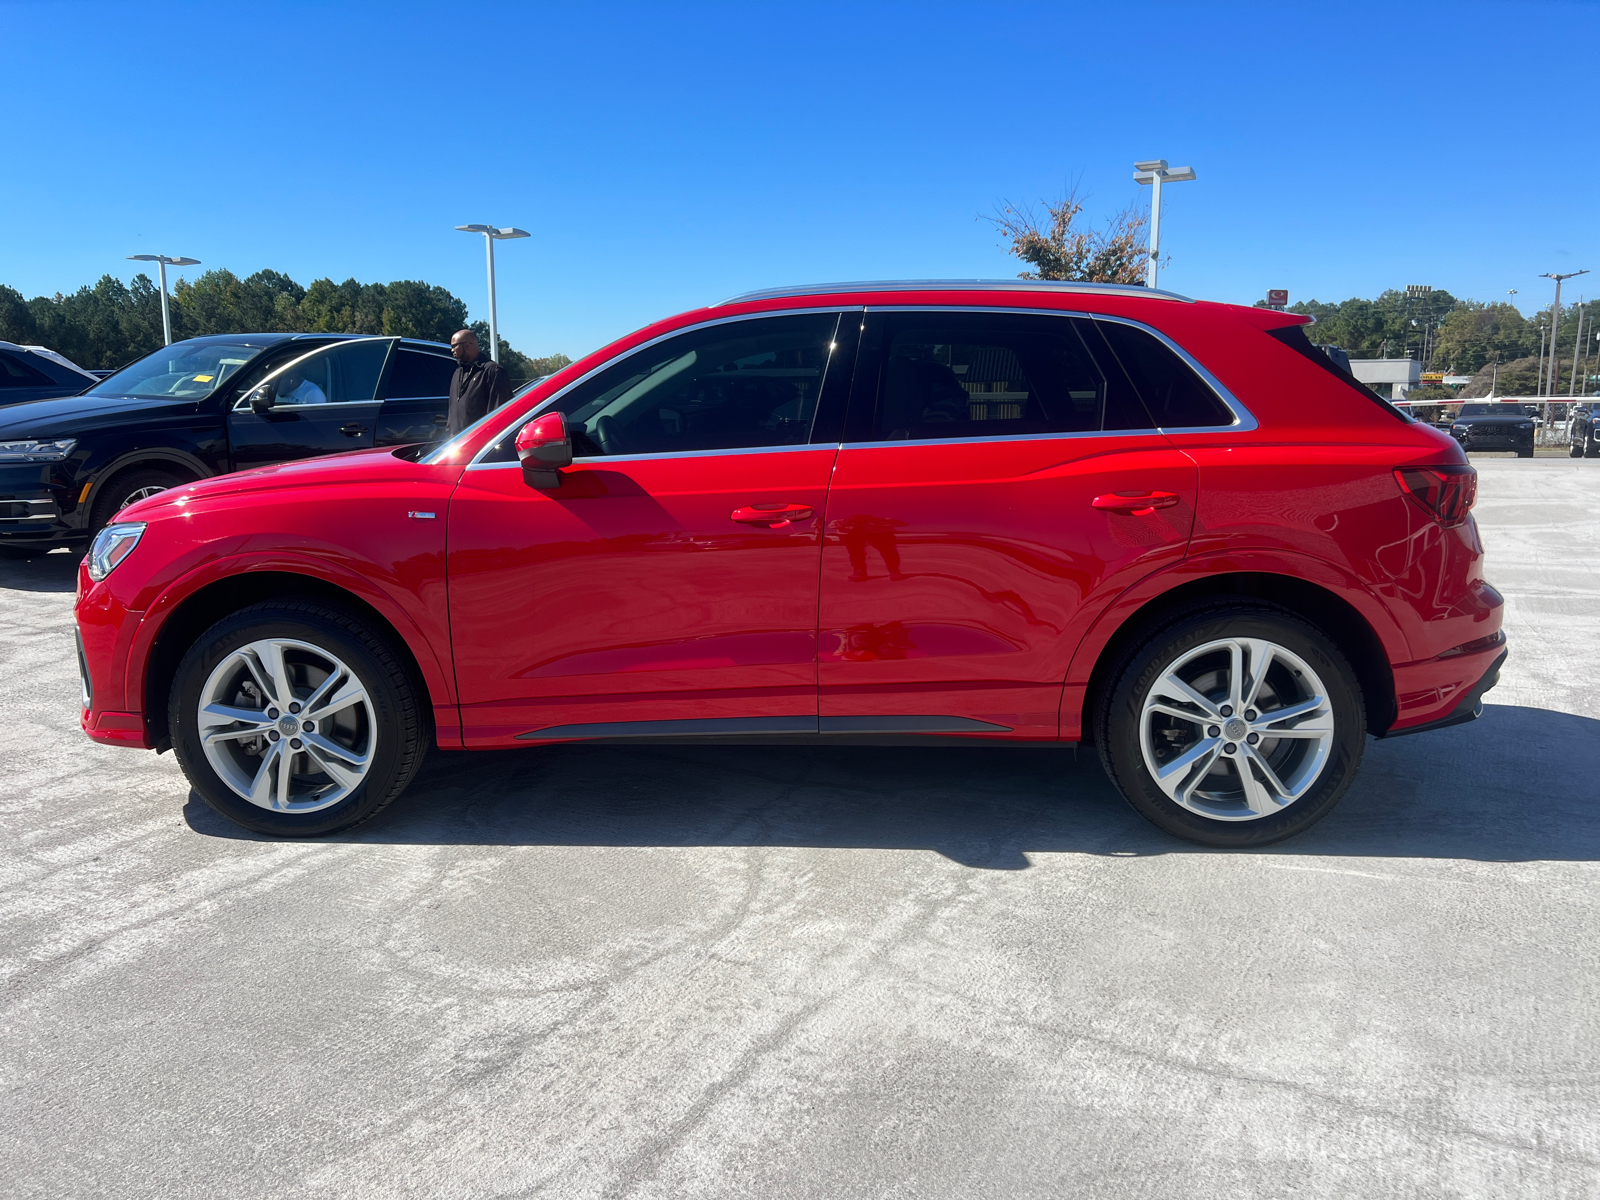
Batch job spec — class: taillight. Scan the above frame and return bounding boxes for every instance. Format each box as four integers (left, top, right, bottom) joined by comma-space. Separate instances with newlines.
1393, 463, 1476, 527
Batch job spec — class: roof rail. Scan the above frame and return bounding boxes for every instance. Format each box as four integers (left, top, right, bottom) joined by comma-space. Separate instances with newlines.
714, 279, 1194, 306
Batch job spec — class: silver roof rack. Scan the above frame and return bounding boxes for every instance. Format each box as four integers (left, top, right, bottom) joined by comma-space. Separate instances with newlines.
714, 279, 1194, 306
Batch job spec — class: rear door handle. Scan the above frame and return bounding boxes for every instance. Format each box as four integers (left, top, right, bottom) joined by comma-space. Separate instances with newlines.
731, 502, 814, 528
1092, 490, 1180, 516
340, 423, 369, 437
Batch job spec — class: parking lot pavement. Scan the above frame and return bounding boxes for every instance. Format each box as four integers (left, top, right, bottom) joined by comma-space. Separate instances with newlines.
2, 459, 1598, 1199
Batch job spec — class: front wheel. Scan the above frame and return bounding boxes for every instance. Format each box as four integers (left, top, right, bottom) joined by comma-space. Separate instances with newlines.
170, 601, 427, 836
1096, 606, 1366, 847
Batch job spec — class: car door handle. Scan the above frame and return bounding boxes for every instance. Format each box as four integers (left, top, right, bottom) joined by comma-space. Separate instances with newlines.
1092, 490, 1181, 516
340, 423, 369, 437
731, 503, 814, 528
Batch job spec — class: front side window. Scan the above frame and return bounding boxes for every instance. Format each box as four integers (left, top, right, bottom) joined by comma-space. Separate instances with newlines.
87, 341, 264, 399
480, 313, 842, 462
233, 340, 391, 408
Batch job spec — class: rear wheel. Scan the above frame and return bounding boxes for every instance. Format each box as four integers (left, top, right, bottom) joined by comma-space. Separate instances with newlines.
1517, 448, 1534, 458
1097, 606, 1365, 847
1571, 439, 1585, 458
170, 602, 426, 836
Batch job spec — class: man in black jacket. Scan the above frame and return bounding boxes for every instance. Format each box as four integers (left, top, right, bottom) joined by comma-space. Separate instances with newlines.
446, 329, 513, 436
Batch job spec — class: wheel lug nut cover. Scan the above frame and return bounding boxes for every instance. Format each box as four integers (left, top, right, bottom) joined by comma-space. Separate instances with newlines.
1224, 742, 1237, 753
290, 738, 302, 749
1247, 732, 1260, 744
1207, 725, 1220, 737
267, 708, 279, 719
268, 730, 280, 741
289, 702, 301, 714
1246, 709, 1257, 720
1220, 705, 1233, 717
302, 720, 313, 732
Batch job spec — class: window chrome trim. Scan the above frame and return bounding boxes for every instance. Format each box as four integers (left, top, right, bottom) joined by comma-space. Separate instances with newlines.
840, 428, 1162, 452
459, 306, 863, 467
717, 280, 1194, 306
861, 305, 1257, 435
466, 442, 833, 471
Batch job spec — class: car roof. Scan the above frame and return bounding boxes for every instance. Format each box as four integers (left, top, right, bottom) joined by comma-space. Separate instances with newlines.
174, 332, 452, 353
714, 279, 1195, 306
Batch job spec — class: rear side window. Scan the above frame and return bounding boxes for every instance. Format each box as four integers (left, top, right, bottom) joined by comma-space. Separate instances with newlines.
385, 349, 457, 399
853, 311, 1237, 441
1091, 319, 1235, 428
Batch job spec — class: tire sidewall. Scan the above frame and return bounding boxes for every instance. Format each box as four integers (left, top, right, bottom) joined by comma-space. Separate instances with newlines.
170, 609, 410, 837
1102, 608, 1365, 848
92, 469, 182, 536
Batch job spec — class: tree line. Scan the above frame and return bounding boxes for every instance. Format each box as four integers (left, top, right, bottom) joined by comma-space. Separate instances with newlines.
1261, 288, 1593, 381
0, 269, 571, 385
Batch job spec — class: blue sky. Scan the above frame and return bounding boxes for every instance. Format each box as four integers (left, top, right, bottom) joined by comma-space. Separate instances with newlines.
4, 1, 1596, 359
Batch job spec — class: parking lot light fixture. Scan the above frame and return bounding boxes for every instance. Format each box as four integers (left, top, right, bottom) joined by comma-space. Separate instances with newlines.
126, 254, 200, 346
1133, 160, 1196, 290
455, 225, 530, 363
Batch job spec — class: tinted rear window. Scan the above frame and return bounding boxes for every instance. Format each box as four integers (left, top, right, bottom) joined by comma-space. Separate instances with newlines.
1091, 319, 1235, 428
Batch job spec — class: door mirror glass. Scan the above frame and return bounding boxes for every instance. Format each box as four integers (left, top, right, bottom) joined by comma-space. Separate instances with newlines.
247, 382, 276, 413
517, 412, 572, 488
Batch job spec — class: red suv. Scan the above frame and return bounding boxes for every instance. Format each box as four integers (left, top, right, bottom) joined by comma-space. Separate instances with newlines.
74, 282, 1505, 846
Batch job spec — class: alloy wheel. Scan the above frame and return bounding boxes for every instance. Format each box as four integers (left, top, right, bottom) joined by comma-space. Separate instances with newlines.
1138, 637, 1335, 822
117, 485, 168, 511
197, 637, 376, 813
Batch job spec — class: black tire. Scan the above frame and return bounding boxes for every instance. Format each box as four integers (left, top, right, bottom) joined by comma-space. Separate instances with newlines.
169, 601, 427, 837
90, 468, 184, 536
1517, 448, 1534, 458
1571, 440, 1585, 458
1095, 604, 1366, 848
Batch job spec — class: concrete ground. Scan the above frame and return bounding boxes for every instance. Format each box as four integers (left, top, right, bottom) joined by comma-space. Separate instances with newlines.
2, 459, 1597, 1199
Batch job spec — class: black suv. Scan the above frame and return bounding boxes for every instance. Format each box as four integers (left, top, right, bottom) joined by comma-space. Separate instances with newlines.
1449, 401, 1535, 457
0, 341, 98, 407
1568, 402, 1599, 457
0, 333, 460, 550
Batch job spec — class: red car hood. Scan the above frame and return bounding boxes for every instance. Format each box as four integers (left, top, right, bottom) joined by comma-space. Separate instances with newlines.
119, 447, 457, 522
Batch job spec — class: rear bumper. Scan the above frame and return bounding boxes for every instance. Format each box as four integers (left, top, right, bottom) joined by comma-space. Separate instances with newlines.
1380, 648, 1506, 739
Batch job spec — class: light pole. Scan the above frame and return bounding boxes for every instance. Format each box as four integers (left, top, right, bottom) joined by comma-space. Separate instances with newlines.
1539, 270, 1588, 394
455, 225, 529, 363
1570, 301, 1587, 398
1133, 159, 1196, 289
126, 253, 200, 346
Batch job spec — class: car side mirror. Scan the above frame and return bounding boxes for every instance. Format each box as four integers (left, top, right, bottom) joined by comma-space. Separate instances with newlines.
246, 382, 276, 414
516, 412, 572, 489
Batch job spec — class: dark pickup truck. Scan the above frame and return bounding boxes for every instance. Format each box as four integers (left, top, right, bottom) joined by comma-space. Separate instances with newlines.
0, 333, 462, 550
1449, 401, 1535, 457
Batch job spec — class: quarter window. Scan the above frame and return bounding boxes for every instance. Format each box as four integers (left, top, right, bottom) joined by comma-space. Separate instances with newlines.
0, 351, 53, 387
1093, 319, 1234, 428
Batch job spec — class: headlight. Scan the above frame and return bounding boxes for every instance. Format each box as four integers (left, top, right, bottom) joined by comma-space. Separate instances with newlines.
0, 438, 77, 463
86, 522, 146, 582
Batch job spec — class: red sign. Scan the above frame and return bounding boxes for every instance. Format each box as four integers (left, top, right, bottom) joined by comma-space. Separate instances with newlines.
1266, 289, 1288, 307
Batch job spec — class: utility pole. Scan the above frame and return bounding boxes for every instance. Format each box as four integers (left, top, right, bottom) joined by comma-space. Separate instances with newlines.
1539, 270, 1588, 394
1571, 302, 1587, 398
126, 253, 201, 346
455, 225, 530, 363
1132, 159, 1196, 289
1538, 321, 1547, 393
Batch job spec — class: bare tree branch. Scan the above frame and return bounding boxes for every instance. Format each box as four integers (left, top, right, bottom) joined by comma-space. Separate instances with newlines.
986, 189, 1154, 285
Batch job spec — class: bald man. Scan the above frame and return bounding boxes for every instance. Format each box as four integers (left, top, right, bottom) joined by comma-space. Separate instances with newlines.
446, 329, 512, 436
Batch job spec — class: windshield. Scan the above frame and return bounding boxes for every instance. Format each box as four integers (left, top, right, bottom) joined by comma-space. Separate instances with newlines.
86, 341, 266, 399
1458, 404, 1503, 416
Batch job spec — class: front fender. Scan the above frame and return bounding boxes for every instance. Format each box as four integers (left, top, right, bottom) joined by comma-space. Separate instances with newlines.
124, 548, 458, 733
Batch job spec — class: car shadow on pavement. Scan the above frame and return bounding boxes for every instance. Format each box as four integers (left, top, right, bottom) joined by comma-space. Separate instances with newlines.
0, 547, 80, 593
183, 702, 1600, 867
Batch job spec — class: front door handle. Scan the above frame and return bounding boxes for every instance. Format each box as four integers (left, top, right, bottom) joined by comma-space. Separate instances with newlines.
1092, 490, 1181, 516
731, 502, 814, 529
340, 423, 369, 437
